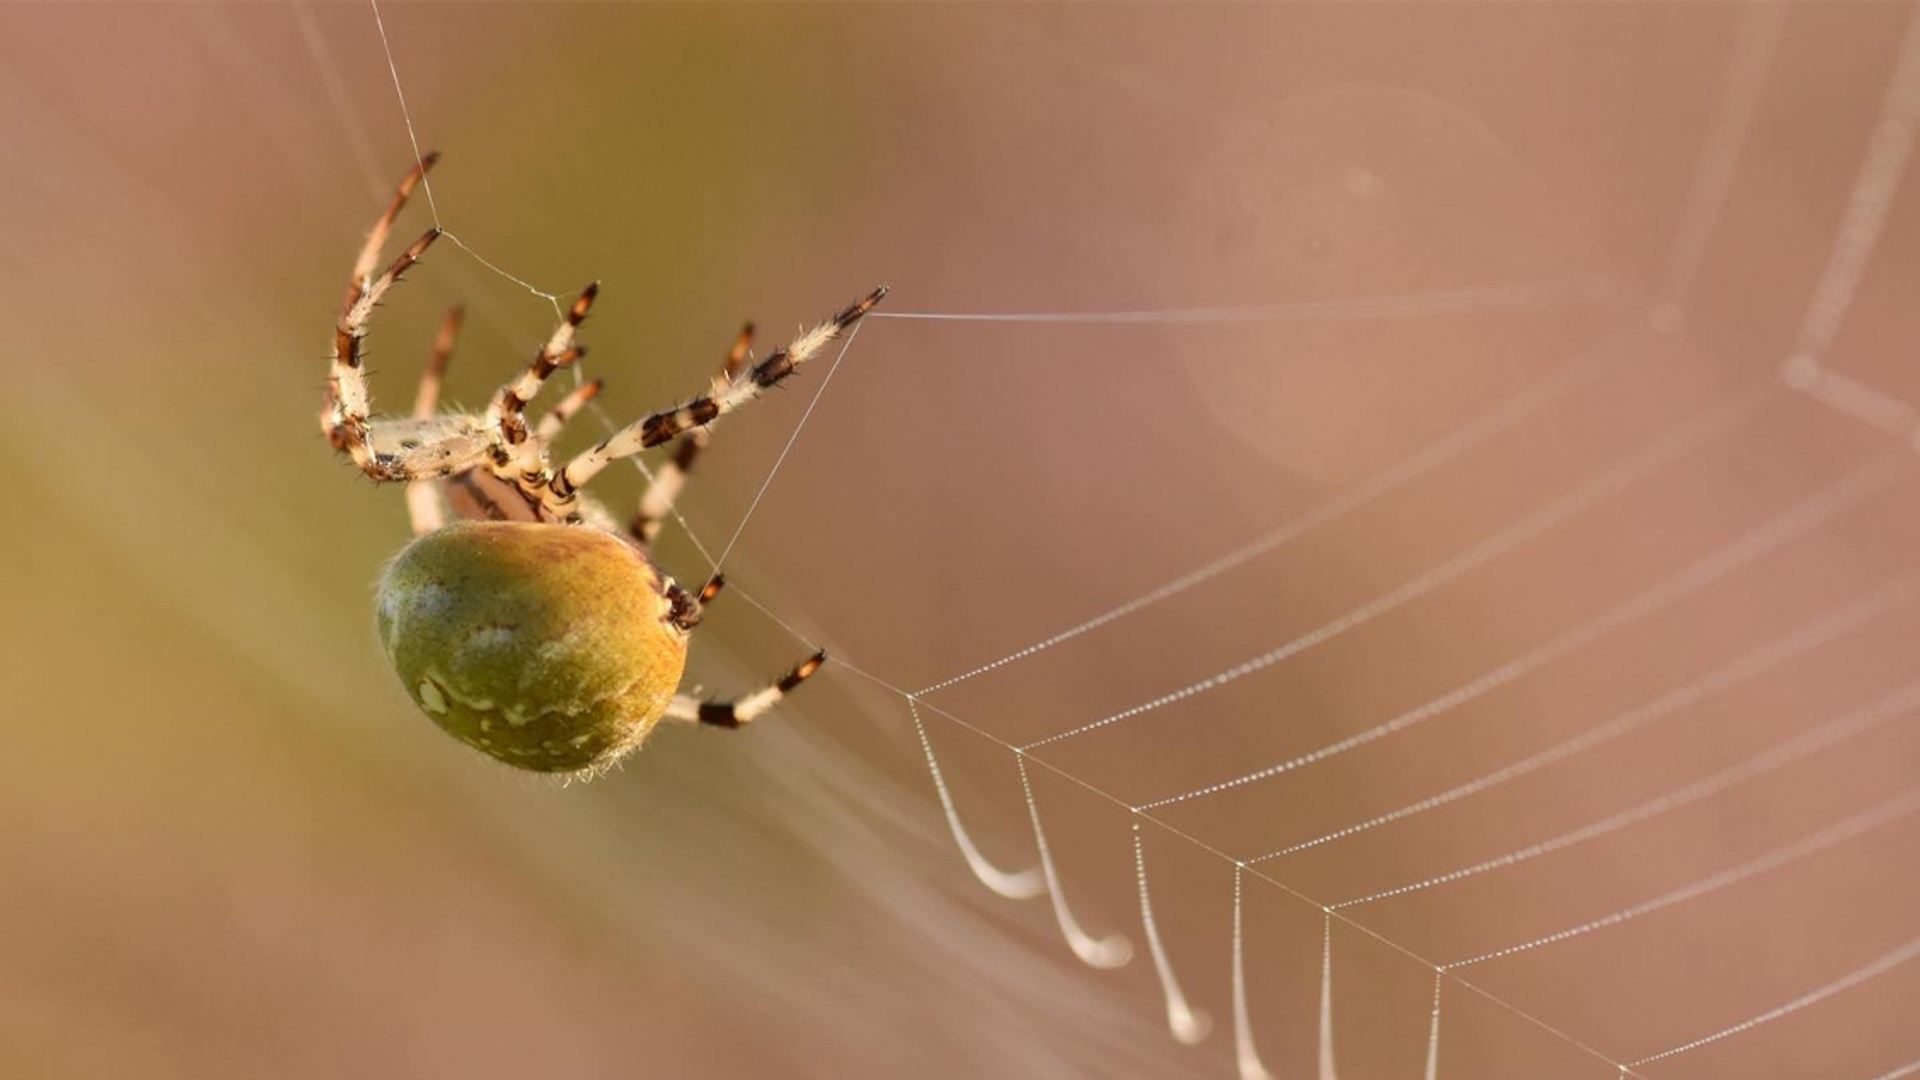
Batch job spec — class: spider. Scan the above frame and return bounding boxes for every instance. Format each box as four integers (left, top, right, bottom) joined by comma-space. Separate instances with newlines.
324, 155, 884, 774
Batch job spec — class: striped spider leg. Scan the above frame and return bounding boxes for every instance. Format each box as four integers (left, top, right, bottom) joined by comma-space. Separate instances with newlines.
548, 286, 888, 513
399, 303, 608, 536
630, 322, 756, 550
664, 649, 828, 729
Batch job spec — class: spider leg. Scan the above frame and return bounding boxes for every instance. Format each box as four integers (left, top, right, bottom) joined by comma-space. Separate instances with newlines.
405, 480, 447, 536
412, 306, 464, 419
684, 573, 727, 626
567, 488, 624, 533
662, 649, 827, 729
659, 574, 726, 633
325, 157, 443, 480
549, 287, 885, 509
347, 152, 437, 308
535, 378, 605, 443
631, 323, 754, 549
327, 228, 442, 477
403, 306, 466, 536
485, 283, 597, 457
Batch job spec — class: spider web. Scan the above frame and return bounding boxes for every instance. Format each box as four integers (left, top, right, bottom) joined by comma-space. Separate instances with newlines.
6, 4, 1915, 1078
348, 4, 1920, 1078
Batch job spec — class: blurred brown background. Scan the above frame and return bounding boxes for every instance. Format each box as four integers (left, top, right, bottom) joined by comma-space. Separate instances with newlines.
1, 4, 1917, 1079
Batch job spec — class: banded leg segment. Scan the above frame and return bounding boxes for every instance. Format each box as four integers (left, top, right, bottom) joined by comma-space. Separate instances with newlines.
552, 287, 886, 507
631, 323, 755, 548
537, 378, 606, 442
664, 650, 827, 728
486, 283, 598, 456
346, 152, 437, 310
325, 156, 443, 480
462, 282, 598, 516
327, 228, 443, 477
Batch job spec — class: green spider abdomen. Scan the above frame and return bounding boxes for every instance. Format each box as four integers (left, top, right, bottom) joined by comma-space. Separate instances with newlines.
375, 521, 689, 773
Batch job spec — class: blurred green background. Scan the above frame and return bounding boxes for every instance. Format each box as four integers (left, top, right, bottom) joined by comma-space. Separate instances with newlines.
3, 5, 1918, 1079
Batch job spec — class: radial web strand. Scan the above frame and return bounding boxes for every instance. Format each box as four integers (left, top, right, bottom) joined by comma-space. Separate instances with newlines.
1166, 452, 1913, 816
1626, 935, 1920, 1068
1266, 559, 1920, 863
1332, 674, 1920, 910
1031, 378, 1777, 754
1442, 788, 1920, 971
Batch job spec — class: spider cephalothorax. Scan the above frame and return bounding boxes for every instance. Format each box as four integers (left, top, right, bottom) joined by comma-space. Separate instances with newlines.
326, 156, 878, 774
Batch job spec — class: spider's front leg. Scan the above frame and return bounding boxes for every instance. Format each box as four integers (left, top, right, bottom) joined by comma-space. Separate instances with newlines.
324, 155, 444, 481
546, 286, 887, 513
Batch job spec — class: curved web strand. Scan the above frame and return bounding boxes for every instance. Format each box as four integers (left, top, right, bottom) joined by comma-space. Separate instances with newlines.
1027, 377, 1777, 753
1132, 824, 1210, 1045
1333, 674, 1920, 909
1156, 449, 1910, 816
847, 608, 1642, 1077
1786, 3, 1920, 370
1654, 2, 1787, 318
1423, 972, 1445, 1080
905, 697, 1043, 900
865, 674, 1635, 1077
1779, 3, 1920, 448
1625, 935, 1920, 1069
1229, 865, 1274, 1080
1013, 754, 1132, 969
1783, 355, 1920, 439
1442, 787, 1920, 971
1260, 557, 1920, 862
1318, 912, 1337, 1080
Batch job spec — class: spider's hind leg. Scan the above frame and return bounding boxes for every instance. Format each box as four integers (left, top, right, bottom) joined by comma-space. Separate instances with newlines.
664, 650, 827, 729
